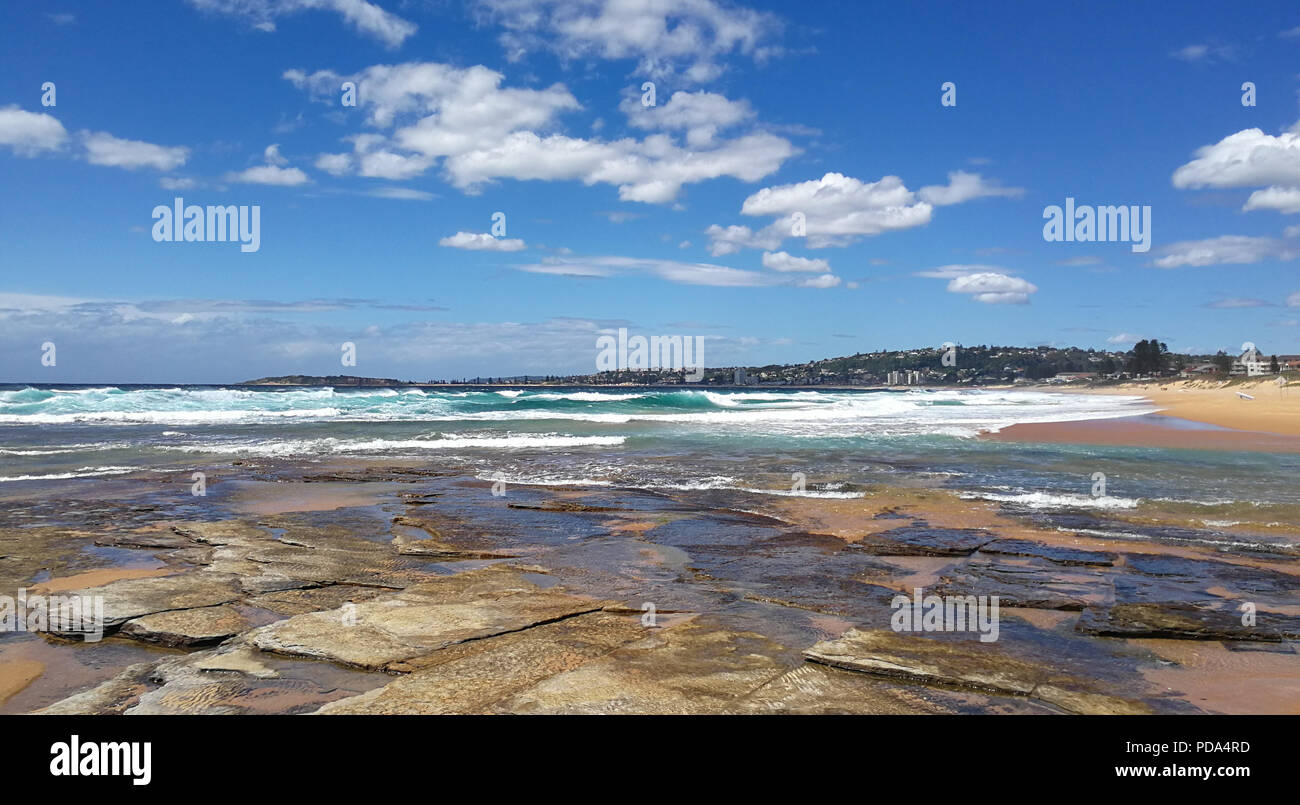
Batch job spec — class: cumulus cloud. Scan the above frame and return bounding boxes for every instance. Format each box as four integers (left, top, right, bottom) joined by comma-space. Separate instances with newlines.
1153, 235, 1299, 268
917, 171, 1025, 206
1172, 126, 1300, 191
620, 90, 754, 146
703, 225, 775, 256
1244, 186, 1300, 214
761, 251, 829, 272
705, 172, 932, 252
439, 231, 527, 251
225, 145, 310, 185
80, 131, 189, 170
475, 0, 781, 82
285, 61, 795, 202
314, 152, 353, 176
944, 271, 1037, 304
0, 105, 67, 155
1106, 332, 1142, 344
187, 0, 416, 48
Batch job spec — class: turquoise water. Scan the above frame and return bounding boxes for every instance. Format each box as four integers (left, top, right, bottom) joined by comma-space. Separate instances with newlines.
0, 385, 1296, 524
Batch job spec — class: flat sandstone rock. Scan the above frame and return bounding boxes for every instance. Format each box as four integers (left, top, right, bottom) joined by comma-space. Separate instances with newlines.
248, 578, 606, 670
802, 627, 1148, 714
118, 604, 254, 647
316, 610, 647, 714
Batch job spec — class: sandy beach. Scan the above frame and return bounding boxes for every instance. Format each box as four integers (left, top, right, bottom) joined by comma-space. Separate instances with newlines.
1080, 378, 1300, 436
989, 378, 1300, 450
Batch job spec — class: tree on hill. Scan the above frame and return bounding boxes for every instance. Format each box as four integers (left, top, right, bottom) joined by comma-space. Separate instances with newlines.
1126, 339, 1169, 375
1212, 351, 1232, 374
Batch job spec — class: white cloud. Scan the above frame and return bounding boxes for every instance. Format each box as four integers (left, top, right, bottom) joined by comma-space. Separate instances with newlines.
0, 105, 67, 155
439, 231, 527, 251
761, 251, 829, 272
364, 186, 434, 201
916, 264, 1006, 279
719, 172, 933, 250
704, 224, 780, 256
515, 254, 842, 289
945, 272, 1037, 304
1107, 332, 1142, 344
1172, 126, 1300, 190
226, 164, 310, 185
315, 153, 351, 175
80, 130, 189, 170
1170, 43, 1234, 62
286, 61, 795, 201
917, 171, 1025, 206
444, 129, 794, 202
476, 0, 781, 82
1287, 291, 1300, 307
796, 273, 841, 288
517, 255, 772, 287
159, 176, 198, 190
1153, 235, 1299, 268
1243, 185, 1300, 213
1171, 44, 1209, 61
187, 0, 416, 48
621, 90, 754, 146
225, 143, 310, 185
263, 143, 288, 166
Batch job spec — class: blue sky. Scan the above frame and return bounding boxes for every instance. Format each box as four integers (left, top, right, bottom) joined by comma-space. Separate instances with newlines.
3, 0, 1300, 383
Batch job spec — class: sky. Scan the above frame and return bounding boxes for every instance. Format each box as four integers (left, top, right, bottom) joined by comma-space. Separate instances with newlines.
3, 0, 1300, 383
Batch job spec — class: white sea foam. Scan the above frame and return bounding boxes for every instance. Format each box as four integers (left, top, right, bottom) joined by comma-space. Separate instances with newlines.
0, 466, 139, 482
159, 434, 626, 456
961, 490, 1140, 509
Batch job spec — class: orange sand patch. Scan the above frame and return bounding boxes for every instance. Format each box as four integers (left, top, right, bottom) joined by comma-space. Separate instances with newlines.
30, 567, 173, 594
987, 418, 1300, 453
1133, 639, 1300, 714
0, 659, 44, 704
231, 481, 401, 515
871, 556, 962, 592
1003, 608, 1076, 630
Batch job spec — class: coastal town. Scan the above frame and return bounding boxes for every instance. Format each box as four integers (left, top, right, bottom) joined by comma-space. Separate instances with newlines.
248, 343, 1300, 388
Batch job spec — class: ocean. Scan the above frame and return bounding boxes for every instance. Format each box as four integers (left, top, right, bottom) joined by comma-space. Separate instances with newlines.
2, 385, 1297, 531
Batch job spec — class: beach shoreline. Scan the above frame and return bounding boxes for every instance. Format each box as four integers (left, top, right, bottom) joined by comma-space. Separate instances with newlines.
985, 377, 1300, 449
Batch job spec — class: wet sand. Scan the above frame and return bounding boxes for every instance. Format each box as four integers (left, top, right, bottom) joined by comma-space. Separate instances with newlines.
987, 414, 1300, 453
30, 567, 174, 594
